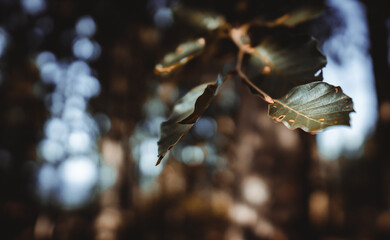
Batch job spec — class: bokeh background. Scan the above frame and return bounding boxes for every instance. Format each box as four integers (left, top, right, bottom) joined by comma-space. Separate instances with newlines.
0, 0, 390, 239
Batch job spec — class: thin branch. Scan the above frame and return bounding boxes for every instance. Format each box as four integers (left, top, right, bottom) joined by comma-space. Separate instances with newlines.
236, 50, 274, 104
230, 26, 274, 104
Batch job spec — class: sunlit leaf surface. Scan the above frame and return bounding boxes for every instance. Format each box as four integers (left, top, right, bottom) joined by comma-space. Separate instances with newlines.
268, 81, 354, 133
155, 38, 206, 74
157, 75, 223, 165
173, 4, 226, 31
246, 34, 327, 99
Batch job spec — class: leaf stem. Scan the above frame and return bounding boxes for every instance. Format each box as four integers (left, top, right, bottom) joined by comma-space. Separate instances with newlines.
236, 50, 274, 104
231, 26, 274, 104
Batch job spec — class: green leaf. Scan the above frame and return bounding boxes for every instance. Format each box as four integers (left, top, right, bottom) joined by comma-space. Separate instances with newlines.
268, 81, 354, 133
155, 38, 206, 75
246, 34, 327, 99
156, 75, 223, 166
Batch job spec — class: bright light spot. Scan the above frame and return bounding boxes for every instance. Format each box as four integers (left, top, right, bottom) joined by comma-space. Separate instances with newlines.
242, 176, 268, 206
309, 191, 330, 225
64, 96, 87, 111
62, 110, 99, 136
68, 131, 92, 154
36, 51, 56, 69
58, 157, 98, 186
102, 139, 123, 167
91, 42, 101, 60
44, 118, 69, 143
0, 28, 9, 58
229, 203, 258, 226
57, 156, 98, 207
40, 62, 61, 84
181, 145, 205, 165
73, 37, 97, 60
68, 60, 91, 77
193, 117, 217, 139
75, 16, 96, 37
62, 105, 84, 122
46, 92, 64, 115
138, 138, 163, 177
21, 0, 46, 15
39, 139, 65, 162
37, 164, 58, 200
153, 7, 174, 28
316, 0, 378, 160
74, 74, 101, 98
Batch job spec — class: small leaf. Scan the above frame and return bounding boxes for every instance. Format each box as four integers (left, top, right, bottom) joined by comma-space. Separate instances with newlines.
246, 34, 327, 99
156, 75, 223, 166
173, 4, 226, 31
155, 38, 206, 75
268, 81, 354, 133
255, 4, 325, 27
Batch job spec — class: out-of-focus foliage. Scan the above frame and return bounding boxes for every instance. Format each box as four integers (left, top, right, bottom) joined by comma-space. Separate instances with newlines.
155, 38, 206, 75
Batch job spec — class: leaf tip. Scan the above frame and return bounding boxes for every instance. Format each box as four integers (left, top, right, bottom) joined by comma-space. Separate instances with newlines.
155, 156, 164, 166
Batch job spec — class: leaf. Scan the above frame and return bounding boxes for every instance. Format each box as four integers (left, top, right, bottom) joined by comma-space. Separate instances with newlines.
254, 4, 325, 27
172, 4, 226, 31
156, 75, 224, 166
268, 81, 354, 133
155, 38, 206, 75
246, 34, 327, 99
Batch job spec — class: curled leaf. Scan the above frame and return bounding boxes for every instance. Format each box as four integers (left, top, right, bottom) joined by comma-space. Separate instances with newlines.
268, 81, 354, 133
155, 38, 206, 75
156, 75, 224, 166
246, 34, 327, 99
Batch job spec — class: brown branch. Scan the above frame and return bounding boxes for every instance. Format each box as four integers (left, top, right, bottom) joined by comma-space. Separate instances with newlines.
230, 26, 274, 104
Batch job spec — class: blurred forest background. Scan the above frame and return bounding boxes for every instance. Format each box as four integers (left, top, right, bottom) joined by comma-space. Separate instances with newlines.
0, 0, 390, 239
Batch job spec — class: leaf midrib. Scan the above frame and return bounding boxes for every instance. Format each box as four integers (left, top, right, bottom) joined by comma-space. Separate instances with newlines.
273, 99, 323, 124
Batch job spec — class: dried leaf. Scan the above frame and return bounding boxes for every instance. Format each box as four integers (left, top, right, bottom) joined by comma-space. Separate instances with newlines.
268, 81, 354, 133
156, 75, 223, 165
155, 38, 206, 75
246, 34, 327, 99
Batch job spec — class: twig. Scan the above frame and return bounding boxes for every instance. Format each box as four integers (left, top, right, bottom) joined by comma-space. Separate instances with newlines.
230, 26, 274, 104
